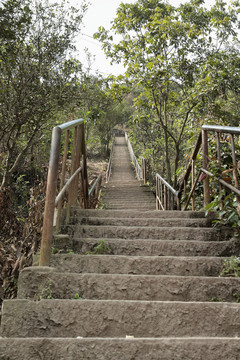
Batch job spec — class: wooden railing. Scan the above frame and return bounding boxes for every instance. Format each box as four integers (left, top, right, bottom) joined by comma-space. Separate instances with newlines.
125, 132, 146, 184
106, 135, 115, 183
39, 118, 101, 266
155, 125, 240, 212
88, 174, 102, 208
156, 173, 180, 210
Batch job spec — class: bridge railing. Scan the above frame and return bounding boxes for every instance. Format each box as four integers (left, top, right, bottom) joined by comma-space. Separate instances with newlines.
39, 118, 101, 266
125, 132, 146, 184
156, 125, 240, 213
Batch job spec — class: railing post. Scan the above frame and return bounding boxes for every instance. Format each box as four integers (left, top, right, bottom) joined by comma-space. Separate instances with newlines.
39, 127, 61, 266
156, 175, 159, 210
202, 129, 210, 207
164, 185, 167, 210
230, 134, 240, 217
56, 129, 70, 233
192, 159, 195, 211
80, 123, 88, 208
66, 126, 78, 223
216, 132, 224, 210
141, 157, 146, 184
176, 195, 181, 210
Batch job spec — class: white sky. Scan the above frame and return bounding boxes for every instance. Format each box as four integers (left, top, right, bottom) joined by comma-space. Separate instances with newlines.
71, 0, 232, 76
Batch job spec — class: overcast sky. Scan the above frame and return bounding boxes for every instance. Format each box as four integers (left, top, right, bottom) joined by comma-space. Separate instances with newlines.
72, 0, 231, 76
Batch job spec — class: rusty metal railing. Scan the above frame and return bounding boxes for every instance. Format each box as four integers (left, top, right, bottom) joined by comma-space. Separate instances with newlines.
125, 132, 146, 183
39, 119, 89, 266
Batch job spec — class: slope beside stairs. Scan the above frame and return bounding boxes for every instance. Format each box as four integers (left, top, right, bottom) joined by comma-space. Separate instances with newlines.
1, 135, 240, 359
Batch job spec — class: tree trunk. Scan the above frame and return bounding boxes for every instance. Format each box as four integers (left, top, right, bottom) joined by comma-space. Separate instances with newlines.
174, 143, 180, 189
163, 98, 171, 184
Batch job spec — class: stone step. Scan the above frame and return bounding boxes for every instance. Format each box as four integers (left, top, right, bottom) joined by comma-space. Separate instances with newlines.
101, 191, 154, 196
102, 186, 153, 191
74, 225, 227, 241
102, 196, 155, 202
33, 254, 226, 277
53, 236, 238, 257
104, 204, 156, 210
103, 202, 156, 208
1, 337, 240, 360
78, 217, 212, 228
18, 267, 240, 302
70, 208, 208, 219
102, 188, 154, 193
102, 194, 154, 198
102, 193, 154, 198
2, 299, 240, 338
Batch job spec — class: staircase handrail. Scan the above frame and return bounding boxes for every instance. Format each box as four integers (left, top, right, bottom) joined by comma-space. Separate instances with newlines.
135, 124, 240, 212
179, 125, 240, 212
156, 173, 179, 210
39, 118, 90, 266
106, 135, 115, 183
125, 132, 146, 182
88, 174, 102, 208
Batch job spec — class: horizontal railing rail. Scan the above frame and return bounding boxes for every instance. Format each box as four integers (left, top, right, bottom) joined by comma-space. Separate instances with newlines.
202, 125, 240, 135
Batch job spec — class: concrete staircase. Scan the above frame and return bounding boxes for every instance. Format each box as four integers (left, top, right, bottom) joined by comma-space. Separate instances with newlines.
1, 136, 240, 359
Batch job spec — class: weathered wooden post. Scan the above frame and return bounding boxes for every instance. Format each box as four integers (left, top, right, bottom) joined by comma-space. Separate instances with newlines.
39, 126, 61, 266
202, 129, 210, 207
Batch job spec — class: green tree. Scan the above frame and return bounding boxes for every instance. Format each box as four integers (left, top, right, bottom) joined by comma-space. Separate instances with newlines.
95, 0, 240, 186
0, 0, 87, 189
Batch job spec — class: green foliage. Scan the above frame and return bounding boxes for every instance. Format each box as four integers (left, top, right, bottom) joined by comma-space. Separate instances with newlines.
205, 193, 240, 228
232, 293, 240, 303
220, 256, 240, 278
38, 282, 53, 300
51, 247, 58, 254
203, 134, 240, 228
95, 0, 240, 186
66, 249, 75, 255
210, 297, 223, 302
83, 75, 132, 157
0, 0, 87, 189
86, 239, 112, 255
74, 293, 83, 300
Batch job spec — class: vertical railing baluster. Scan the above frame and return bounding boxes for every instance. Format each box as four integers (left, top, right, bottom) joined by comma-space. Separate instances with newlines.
230, 134, 239, 189
160, 180, 163, 207
184, 179, 186, 209
164, 185, 167, 210
216, 132, 223, 210
80, 123, 89, 208
66, 126, 78, 223
167, 187, 170, 210
73, 125, 82, 205
56, 130, 70, 233
230, 134, 240, 216
192, 159, 195, 211
202, 129, 210, 207
39, 127, 61, 266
